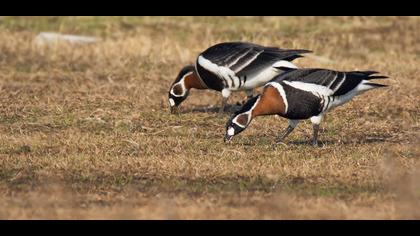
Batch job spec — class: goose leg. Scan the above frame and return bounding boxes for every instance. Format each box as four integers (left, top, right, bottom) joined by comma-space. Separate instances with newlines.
276, 120, 299, 143
312, 124, 320, 146
246, 89, 254, 99
310, 115, 323, 147
237, 89, 254, 106
219, 97, 228, 114
219, 89, 231, 114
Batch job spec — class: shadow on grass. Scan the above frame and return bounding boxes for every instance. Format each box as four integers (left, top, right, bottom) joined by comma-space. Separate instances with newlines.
233, 133, 398, 147
180, 104, 242, 114
3, 173, 385, 199
285, 134, 398, 146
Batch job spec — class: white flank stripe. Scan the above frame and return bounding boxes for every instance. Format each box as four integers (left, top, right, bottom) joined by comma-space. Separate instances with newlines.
198, 55, 239, 89
240, 67, 278, 90
283, 80, 334, 97
265, 82, 289, 113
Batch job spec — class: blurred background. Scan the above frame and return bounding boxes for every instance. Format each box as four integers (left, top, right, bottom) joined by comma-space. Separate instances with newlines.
0, 16, 418, 219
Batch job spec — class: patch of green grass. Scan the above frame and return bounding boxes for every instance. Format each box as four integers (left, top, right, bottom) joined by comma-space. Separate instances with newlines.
282, 181, 385, 199
1, 170, 386, 199
0, 114, 23, 125
0, 145, 32, 155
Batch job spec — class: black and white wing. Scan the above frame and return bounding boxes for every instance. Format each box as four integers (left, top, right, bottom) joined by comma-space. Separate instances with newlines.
201, 42, 310, 73
195, 42, 311, 91
275, 68, 388, 96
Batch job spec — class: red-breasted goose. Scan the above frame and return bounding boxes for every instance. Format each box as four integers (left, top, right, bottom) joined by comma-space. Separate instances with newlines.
224, 68, 388, 146
168, 42, 311, 114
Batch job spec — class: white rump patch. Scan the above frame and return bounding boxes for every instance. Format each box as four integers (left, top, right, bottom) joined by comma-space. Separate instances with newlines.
169, 98, 175, 106
357, 80, 381, 93
283, 80, 334, 97
265, 82, 289, 113
329, 80, 378, 110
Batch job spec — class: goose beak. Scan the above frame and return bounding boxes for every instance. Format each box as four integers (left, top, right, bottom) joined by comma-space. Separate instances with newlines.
170, 106, 179, 114
224, 134, 233, 143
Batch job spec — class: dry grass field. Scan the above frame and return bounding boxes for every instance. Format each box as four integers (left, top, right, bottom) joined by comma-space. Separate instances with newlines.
0, 16, 419, 219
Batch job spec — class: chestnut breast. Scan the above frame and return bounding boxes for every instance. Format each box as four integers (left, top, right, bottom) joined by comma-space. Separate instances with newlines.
252, 85, 286, 117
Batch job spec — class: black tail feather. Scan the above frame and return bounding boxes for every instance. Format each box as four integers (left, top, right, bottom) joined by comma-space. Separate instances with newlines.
273, 66, 298, 72
349, 71, 388, 80
280, 49, 312, 54
364, 82, 388, 88
295, 49, 313, 54
359, 71, 380, 75
367, 75, 389, 80
282, 49, 312, 61
283, 54, 303, 62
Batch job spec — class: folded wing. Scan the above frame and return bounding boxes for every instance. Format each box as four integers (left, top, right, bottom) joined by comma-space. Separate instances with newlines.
275, 69, 388, 96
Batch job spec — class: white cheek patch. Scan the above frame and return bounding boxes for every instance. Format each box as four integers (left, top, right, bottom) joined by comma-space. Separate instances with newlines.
169, 98, 175, 107
227, 127, 235, 136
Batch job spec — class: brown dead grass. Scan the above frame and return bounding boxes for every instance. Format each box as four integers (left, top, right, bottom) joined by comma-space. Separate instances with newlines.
0, 16, 419, 219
